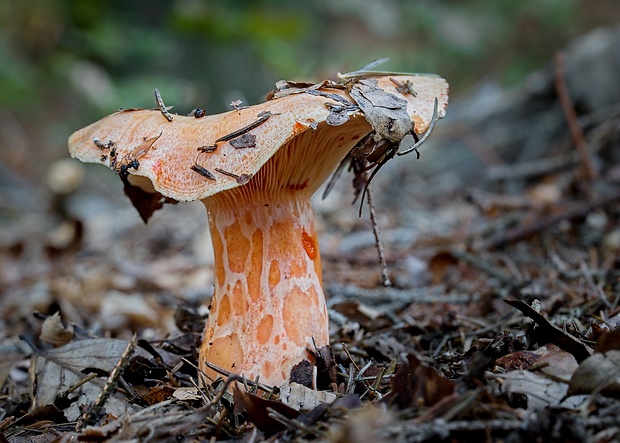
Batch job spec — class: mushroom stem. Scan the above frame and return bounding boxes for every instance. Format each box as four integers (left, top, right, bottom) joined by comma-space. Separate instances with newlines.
199, 190, 327, 386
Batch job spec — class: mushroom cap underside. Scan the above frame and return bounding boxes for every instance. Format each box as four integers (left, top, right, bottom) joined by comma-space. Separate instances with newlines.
68, 75, 448, 202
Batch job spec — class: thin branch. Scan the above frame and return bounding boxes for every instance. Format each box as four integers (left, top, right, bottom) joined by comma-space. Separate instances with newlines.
366, 184, 392, 287
554, 52, 597, 181
76, 334, 137, 431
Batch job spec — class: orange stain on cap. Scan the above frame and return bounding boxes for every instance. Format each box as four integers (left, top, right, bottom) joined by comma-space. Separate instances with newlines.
292, 121, 310, 135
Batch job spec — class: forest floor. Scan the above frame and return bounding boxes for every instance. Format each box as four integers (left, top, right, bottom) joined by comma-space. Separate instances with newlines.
2, 31, 620, 443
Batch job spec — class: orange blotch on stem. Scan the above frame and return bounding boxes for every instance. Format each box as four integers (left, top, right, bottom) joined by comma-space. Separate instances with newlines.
224, 221, 250, 273
247, 229, 263, 302
257, 314, 274, 344
269, 219, 293, 257
269, 260, 281, 291
211, 228, 226, 286
290, 258, 306, 278
283, 285, 317, 346
231, 280, 248, 315
204, 333, 244, 377
269, 217, 305, 278
262, 361, 273, 379
217, 295, 231, 326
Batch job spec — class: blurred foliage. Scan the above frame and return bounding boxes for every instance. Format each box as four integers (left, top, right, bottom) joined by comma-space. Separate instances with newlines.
0, 0, 618, 180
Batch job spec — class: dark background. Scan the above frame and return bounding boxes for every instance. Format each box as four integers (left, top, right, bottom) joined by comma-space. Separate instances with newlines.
1, 0, 618, 186
1, 1, 620, 307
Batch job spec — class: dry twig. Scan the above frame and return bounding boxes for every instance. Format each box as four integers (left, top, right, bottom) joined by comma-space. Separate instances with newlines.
554, 52, 597, 181
366, 185, 392, 287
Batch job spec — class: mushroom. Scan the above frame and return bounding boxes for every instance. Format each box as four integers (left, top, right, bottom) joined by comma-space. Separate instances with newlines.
68, 74, 449, 386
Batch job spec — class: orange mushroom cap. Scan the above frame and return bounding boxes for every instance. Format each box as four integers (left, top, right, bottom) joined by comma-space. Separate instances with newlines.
68, 73, 448, 386
69, 75, 447, 203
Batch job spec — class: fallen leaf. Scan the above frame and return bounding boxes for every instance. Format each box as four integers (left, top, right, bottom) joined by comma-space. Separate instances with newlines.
496, 343, 578, 378
142, 384, 175, 405
309, 344, 338, 389
39, 312, 74, 347
280, 382, 337, 412
567, 350, 620, 398
172, 386, 202, 402
594, 327, 620, 353
428, 251, 458, 285
29, 338, 149, 421
122, 177, 177, 223
496, 350, 540, 372
99, 291, 160, 331
504, 299, 592, 362
534, 343, 579, 378
78, 406, 210, 441
233, 385, 300, 435
383, 353, 455, 409
289, 359, 313, 388
331, 393, 363, 411
331, 301, 388, 331
499, 370, 568, 412
349, 79, 413, 144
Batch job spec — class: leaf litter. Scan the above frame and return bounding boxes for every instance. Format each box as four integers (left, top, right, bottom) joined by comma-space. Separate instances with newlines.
3, 52, 620, 442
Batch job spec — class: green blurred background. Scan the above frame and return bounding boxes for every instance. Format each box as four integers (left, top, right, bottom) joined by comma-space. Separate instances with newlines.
0, 0, 618, 192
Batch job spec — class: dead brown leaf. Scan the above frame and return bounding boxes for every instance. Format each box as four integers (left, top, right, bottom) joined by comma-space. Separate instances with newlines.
29, 338, 149, 421
504, 299, 593, 362
39, 312, 74, 347
121, 178, 177, 223
383, 353, 455, 410
233, 385, 300, 435
567, 350, 620, 398
594, 327, 620, 353
496, 343, 578, 378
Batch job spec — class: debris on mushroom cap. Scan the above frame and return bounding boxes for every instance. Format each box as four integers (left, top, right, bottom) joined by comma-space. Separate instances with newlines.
68, 74, 448, 205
